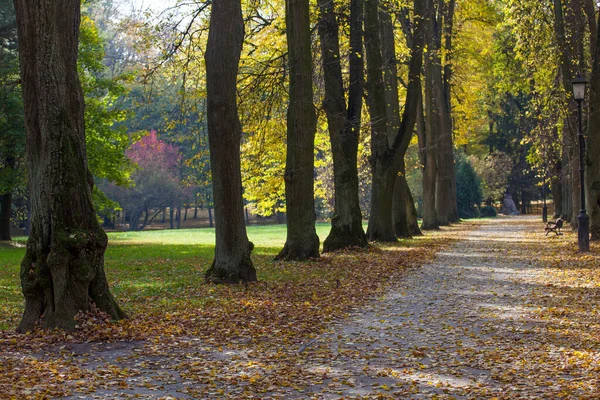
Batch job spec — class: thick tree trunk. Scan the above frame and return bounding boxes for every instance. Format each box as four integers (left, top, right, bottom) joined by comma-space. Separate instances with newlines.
587, 9, 600, 240
366, 0, 425, 239
553, 0, 585, 228
380, 8, 414, 240
0, 193, 12, 241
13, 0, 125, 332
204, 0, 256, 283
421, 0, 440, 230
277, 0, 320, 260
365, 0, 396, 242
318, 0, 368, 252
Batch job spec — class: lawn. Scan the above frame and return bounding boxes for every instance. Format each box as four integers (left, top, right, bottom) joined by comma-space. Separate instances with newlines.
0, 223, 351, 330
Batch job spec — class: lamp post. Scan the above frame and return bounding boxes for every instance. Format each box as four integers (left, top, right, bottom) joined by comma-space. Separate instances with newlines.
572, 75, 589, 252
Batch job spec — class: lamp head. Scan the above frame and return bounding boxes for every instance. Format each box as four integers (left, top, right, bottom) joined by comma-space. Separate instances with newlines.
572, 75, 588, 101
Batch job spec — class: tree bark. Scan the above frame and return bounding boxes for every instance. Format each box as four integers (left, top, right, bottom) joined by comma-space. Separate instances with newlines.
277, 0, 320, 260
0, 193, 12, 241
318, 0, 368, 252
587, 8, 600, 240
13, 0, 125, 331
204, 0, 256, 283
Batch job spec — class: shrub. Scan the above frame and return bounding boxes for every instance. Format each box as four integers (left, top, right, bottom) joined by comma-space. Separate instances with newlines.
456, 154, 483, 219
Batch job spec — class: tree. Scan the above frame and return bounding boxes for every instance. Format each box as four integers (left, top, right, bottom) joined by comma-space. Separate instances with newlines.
587, 7, 600, 241
420, 0, 440, 230
277, 0, 320, 260
365, 0, 426, 242
204, 0, 257, 283
13, 0, 125, 331
317, 0, 368, 252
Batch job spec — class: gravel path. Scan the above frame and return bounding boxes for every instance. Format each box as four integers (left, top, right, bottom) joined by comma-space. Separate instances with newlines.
299, 216, 553, 398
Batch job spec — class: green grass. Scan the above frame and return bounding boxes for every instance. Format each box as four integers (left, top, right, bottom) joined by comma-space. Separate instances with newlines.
0, 223, 342, 330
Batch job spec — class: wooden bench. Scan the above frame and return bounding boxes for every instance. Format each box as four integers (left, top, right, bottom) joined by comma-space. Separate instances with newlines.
545, 218, 564, 236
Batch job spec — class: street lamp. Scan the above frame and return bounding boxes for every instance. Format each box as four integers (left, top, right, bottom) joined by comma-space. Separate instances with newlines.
572, 74, 589, 252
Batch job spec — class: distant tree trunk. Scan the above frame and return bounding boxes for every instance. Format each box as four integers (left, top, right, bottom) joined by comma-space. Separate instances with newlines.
13, 0, 125, 332
208, 207, 213, 228
551, 160, 563, 218
436, 0, 458, 224
161, 207, 166, 223
169, 205, 174, 229
184, 206, 188, 221
204, 0, 256, 283
0, 193, 12, 241
194, 199, 198, 219
318, 0, 368, 252
277, 0, 320, 260
176, 206, 181, 229
245, 207, 250, 226
587, 8, 600, 240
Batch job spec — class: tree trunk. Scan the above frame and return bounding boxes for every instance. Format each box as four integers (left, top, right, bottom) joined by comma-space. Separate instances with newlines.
406, 180, 422, 236
367, 0, 425, 240
169, 205, 174, 229
551, 160, 563, 218
0, 193, 12, 241
204, 0, 256, 283
208, 207, 213, 228
365, 0, 396, 242
162, 207, 166, 223
436, 0, 458, 224
13, 0, 125, 332
318, 0, 368, 252
276, 0, 320, 260
553, 0, 585, 228
176, 206, 181, 229
587, 8, 600, 240
381, 8, 412, 240
421, 0, 440, 230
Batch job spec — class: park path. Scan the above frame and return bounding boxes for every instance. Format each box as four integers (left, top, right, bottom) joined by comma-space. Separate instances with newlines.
295, 215, 595, 398
41, 216, 599, 398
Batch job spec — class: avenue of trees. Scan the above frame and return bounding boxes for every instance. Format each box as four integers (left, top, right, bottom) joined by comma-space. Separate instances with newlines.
2, 0, 600, 330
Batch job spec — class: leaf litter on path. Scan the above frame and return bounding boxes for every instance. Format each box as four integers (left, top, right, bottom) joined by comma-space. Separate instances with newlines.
1, 216, 599, 399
